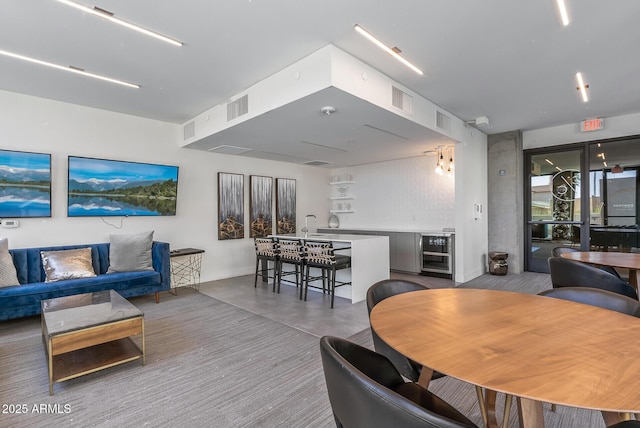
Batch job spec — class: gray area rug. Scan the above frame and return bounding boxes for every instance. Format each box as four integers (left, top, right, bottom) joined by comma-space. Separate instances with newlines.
0, 289, 332, 427
0, 278, 607, 427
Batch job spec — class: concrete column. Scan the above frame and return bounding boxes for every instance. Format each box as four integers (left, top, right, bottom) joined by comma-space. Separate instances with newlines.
487, 131, 523, 274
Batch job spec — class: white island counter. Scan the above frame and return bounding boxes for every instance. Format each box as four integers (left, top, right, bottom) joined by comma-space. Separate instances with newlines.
270, 233, 390, 304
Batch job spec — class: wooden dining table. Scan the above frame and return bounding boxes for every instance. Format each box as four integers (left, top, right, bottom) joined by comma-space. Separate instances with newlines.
560, 251, 640, 290
369, 288, 640, 428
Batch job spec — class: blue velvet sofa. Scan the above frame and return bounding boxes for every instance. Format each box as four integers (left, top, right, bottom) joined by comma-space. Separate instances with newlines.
0, 241, 171, 321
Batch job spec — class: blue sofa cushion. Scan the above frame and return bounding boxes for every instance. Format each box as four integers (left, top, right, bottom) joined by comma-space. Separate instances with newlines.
0, 271, 159, 310
0, 241, 171, 321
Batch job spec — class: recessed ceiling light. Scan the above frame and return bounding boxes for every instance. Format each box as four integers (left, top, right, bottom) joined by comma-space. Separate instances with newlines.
56, 0, 183, 47
354, 24, 423, 75
0, 49, 139, 88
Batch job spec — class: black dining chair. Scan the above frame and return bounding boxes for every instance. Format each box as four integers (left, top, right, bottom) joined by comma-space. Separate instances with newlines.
539, 287, 640, 316
608, 421, 640, 428
366, 279, 507, 428
551, 246, 621, 278
303, 241, 351, 308
253, 237, 279, 291
319, 335, 478, 428
366, 279, 441, 382
548, 256, 637, 300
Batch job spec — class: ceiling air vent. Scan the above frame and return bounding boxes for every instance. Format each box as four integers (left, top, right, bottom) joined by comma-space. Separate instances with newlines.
303, 160, 332, 166
183, 121, 195, 140
227, 94, 249, 121
207, 145, 252, 155
391, 86, 413, 115
436, 110, 452, 133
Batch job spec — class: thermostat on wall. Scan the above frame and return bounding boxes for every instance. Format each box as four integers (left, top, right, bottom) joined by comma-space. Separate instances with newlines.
1, 219, 20, 228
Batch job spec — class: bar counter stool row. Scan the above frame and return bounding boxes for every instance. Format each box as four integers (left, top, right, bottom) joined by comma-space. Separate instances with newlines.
253, 237, 351, 308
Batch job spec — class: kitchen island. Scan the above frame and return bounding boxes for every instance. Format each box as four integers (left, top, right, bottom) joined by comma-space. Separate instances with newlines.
269, 233, 390, 303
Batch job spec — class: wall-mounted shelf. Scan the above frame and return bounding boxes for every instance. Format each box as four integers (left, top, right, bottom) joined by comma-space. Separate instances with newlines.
330, 210, 355, 214
330, 196, 354, 200
329, 181, 355, 186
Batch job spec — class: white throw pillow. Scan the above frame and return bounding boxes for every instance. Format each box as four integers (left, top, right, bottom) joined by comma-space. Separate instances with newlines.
107, 231, 154, 273
0, 238, 19, 287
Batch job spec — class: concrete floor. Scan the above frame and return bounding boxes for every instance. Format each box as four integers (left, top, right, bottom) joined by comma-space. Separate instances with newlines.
197, 271, 457, 338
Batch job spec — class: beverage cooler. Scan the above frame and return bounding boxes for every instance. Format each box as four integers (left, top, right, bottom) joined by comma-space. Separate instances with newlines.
421, 233, 454, 279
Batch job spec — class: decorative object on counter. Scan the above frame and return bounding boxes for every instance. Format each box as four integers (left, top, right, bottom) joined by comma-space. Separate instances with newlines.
218, 172, 245, 240
249, 175, 273, 238
328, 214, 340, 228
276, 178, 296, 234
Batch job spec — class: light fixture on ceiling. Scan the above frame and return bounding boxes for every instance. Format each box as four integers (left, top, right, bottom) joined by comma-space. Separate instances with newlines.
612, 164, 624, 174
576, 72, 589, 102
354, 24, 423, 75
447, 146, 454, 175
0, 49, 139, 88
432, 146, 451, 175
55, 0, 183, 47
320, 106, 337, 115
556, 0, 570, 26
545, 158, 554, 165
435, 147, 444, 175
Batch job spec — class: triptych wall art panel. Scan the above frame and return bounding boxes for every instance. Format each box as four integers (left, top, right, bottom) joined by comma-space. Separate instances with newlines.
0, 149, 51, 218
218, 172, 245, 240
276, 178, 296, 234
249, 175, 273, 238
68, 156, 179, 217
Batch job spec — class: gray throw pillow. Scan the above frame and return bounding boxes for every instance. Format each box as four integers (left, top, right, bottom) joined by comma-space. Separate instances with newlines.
41, 247, 97, 283
0, 238, 19, 287
107, 231, 154, 273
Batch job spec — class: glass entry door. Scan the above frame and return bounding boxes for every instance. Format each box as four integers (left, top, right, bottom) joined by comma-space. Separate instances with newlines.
526, 148, 585, 272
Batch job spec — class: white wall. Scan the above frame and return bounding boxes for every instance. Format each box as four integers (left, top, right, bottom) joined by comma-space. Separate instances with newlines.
331, 156, 455, 231
454, 128, 488, 282
0, 90, 329, 282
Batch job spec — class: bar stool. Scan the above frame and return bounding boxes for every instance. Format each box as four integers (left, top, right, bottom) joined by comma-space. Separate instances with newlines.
303, 241, 351, 308
275, 238, 305, 294
253, 237, 279, 291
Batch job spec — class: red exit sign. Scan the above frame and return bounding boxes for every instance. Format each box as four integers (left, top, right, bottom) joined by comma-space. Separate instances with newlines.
581, 118, 604, 132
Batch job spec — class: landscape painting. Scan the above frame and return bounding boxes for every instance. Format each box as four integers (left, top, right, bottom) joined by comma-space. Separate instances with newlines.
0, 149, 51, 218
68, 156, 179, 217
276, 178, 296, 234
218, 172, 244, 240
250, 175, 273, 238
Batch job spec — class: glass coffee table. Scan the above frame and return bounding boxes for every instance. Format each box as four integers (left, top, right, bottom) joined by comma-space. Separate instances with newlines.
41, 290, 145, 395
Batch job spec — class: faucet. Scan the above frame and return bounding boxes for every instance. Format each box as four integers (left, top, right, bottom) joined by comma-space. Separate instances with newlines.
302, 214, 317, 237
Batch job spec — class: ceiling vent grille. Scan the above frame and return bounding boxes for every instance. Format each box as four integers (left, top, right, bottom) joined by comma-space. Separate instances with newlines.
183, 121, 196, 140
207, 145, 252, 155
303, 160, 332, 166
227, 94, 249, 121
391, 86, 413, 115
436, 110, 452, 133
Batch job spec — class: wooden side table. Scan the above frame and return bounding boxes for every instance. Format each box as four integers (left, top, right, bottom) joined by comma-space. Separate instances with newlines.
169, 248, 204, 294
